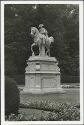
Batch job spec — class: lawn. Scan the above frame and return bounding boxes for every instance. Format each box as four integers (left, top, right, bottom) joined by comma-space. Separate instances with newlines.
20, 88, 80, 104
19, 88, 80, 120
19, 108, 50, 120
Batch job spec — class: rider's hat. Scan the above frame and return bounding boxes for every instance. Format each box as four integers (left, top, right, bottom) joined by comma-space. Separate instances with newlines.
38, 24, 44, 28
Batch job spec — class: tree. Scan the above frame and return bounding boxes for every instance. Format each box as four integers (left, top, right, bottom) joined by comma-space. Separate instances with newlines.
5, 4, 79, 83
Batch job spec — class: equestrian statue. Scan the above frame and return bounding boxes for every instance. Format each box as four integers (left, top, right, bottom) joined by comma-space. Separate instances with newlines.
31, 24, 54, 56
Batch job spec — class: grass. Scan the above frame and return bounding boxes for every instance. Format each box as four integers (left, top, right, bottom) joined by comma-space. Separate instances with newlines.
19, 88, 80, 120
19, 108, 49, 120
6, 88, 80, 121
20, 88, 80, 104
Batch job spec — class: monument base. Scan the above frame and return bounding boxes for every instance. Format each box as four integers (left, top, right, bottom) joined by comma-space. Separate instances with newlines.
21, 87, 64, 94
22, 56, 63, 94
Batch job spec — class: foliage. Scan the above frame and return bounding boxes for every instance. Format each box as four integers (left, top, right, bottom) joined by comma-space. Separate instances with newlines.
20, 100, 80, 113
5, 4, 79, 83
61, 75, 80, 83
6, 102, 80, 121
5, 76, 20, 116
5, 113, 26, 121
40, 107, 80, 121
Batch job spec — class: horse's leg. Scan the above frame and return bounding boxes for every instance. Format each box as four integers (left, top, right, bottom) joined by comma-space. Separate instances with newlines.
46, 46, 50, 56
45, 47, 48, 56
38, 40, 42, 56
31, 43, 35, 56
45, 43, 48, 56
47, 43, 50, 56
45, 44, 47, 56
39, 45, 41, 56
46, 47, 48, 56
48, 49, 50, 56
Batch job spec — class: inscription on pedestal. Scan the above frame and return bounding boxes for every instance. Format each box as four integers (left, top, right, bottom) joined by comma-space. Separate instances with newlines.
42, 78, 56, 88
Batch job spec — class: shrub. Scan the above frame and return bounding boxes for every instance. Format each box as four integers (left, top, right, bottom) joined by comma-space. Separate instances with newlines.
40, 107, 80, 121
5, 113, 26, 121
5, 113, 37, 121
20, 100, 80, 121
5, 76, 20, 116
6, 103, 80, 121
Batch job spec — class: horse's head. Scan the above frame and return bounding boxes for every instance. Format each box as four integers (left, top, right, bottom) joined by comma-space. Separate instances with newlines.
31, 27, 39, 36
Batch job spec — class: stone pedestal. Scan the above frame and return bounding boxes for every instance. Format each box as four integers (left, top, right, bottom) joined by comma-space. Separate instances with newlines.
22, 56, 63, 94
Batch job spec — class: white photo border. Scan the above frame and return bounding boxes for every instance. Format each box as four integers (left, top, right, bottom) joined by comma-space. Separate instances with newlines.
1, 1, 83, 125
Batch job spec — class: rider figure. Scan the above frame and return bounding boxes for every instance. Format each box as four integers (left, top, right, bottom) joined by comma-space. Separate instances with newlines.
38, 24, 48, 44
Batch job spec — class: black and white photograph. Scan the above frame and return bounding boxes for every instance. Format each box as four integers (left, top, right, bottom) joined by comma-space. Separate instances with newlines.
1, 1, 83, 125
